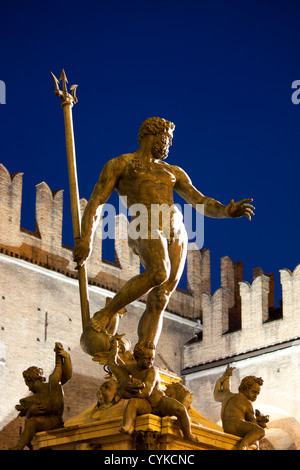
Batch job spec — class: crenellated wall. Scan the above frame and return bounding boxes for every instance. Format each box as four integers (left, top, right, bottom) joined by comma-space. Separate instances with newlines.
0, 163, 71, 271
183, 264, 300, 372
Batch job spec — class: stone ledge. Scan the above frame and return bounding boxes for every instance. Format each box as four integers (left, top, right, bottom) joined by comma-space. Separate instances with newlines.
32, 401, 251, 451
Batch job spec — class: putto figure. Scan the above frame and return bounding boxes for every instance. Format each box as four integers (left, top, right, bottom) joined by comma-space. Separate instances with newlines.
214, 365, 269, 450
74, 117, 254, 346
11, 343, 72, 450
107, 339, 200, 444
96, 376, 120, 409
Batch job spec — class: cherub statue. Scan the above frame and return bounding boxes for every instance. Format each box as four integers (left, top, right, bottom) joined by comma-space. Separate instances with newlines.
214, 365, 269, 450
10, 342, 72, 450
107, 338, 199, 444
96, 376, 120, 409
165, 382, 193, 410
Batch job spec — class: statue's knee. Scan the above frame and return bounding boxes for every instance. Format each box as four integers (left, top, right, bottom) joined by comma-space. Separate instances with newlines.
152, 287, 170, 309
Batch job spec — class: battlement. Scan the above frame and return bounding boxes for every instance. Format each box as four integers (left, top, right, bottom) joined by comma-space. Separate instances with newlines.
183, 263, 300, 372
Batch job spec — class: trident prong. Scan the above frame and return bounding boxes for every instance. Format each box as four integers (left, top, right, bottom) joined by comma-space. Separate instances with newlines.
70, 84, 78, 102
50, 69, 78, 105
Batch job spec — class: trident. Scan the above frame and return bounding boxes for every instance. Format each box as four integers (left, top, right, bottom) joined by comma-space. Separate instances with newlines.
51, 69, 90, 331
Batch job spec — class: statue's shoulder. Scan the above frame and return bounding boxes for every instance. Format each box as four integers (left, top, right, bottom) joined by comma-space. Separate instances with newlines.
151, 365, 161, 380
101, 154, 132, 178
107, 153, 133, 169
166, 163, 189, 182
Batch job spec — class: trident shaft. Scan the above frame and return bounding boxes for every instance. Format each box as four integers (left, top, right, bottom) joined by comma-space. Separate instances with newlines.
51, 69, 90, 331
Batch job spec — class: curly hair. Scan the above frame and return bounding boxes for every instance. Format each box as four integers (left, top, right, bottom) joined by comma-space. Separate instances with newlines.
138, 117, 175, 144
238, 376, 263, 394
22, 366, 46, 383
133, 340, 156, 360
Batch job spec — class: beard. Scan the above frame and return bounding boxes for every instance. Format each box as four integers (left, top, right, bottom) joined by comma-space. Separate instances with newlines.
151, 141, 170, 160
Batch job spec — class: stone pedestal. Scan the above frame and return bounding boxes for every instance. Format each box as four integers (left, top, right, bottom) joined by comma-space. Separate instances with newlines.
31, 369, 254, 450
32, 400, 249, 450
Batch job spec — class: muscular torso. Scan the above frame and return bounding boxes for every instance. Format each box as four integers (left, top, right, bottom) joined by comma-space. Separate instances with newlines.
114, 154, 185, 242
115, 153, 177, 207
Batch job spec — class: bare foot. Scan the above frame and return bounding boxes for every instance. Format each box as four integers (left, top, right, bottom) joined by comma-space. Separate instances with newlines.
236, 440, 248, 450
90, 310, 110, 332
187, 434, 200, 445
120, 425, 133, 435
237, 444, 248, 450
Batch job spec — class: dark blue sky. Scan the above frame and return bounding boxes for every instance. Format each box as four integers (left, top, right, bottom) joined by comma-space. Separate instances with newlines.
1, 0, 300, 303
